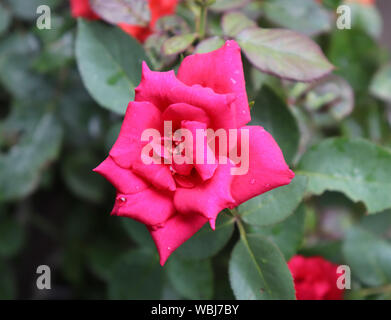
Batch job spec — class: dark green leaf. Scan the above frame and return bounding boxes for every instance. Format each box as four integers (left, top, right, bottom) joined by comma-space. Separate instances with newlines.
297, 138, 391, 214
251, 86, 300, 163
239, 175, 307, 226
121, 217, 155, 249
108, 249, 163, 299
176, 213, 234, 260
247, 204, 305, 260
343, 226, 391, 287
0, 3, 11, 35
62, 151, 106, 203
76, 20, 148, 114
328, 29, 379, 91
229, 234, 295, 299
0, 214, 24, 258
0, 260, 15, 299
0, 112, 63, 201
166, 256, 213, 299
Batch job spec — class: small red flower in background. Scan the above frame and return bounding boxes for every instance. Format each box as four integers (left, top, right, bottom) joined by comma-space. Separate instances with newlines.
288, 255, 344, 300
94, 41, 294, 265
69, 0, 178, 42
70, 0, 99, 20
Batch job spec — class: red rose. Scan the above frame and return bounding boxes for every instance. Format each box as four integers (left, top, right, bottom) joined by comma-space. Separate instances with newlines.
69, 0, 178, 42
94, 41, 294, 265
288, 255, 344, 300
70, 0, 99, 20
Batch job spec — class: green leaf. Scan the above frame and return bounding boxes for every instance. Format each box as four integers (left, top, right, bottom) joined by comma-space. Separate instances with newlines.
108, 249, 163, 299
251, 85, 300, 164
121, 217, 155, 249
262, 0, 331, 36
0, 214, 24, 258
33, 33, 74, 73
176, 213, 234, 260
229, 234, 295, 300
303, 75, 354, 120
76, 20, 148, 114
370, 64, 391, 103
343, 226, 391, 287
221, 12, 255, 38
0, 2, 11, 36
247, 204, 305, 260
0, 260, 15, 299
350, 3, 382, 39
90, 0, 150, 26
297, 138, 391, 214
211, 0, 250, 12
62, 151, 106, 204
0, 54, 53, 101
162, 33, 198, 56
238, 175, 307, 226
237, 28, 334, 82
166, 256, 213, 299
0, 112, 63, 201
195, 36, 225, 54
328, 28, 379, 92
300, 241, 343, 265
87, 241, 124, 281
359, 210, 391, 236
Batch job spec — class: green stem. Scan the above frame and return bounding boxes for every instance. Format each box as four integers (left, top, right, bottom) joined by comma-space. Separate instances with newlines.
229, 208, 247, 241
357, 284, 391, 298
198, 2, 208, 40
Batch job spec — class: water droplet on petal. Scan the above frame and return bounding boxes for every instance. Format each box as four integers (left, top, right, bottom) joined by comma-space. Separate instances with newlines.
250, 179, 256, 185
117, 197, 126, 206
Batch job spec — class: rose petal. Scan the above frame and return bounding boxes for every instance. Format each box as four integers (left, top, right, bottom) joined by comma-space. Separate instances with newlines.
108, 100, 176, 191
135, 62, 237, 131
109, 100, 162, 168
231, 126, 295, 205
162, 103, 210, 129
177, 40, 251, 127
93, 156, 149, 194
174, 160, 235, 230
112, 190, 175, 227
181, 120, 217, 181
149, 213, 208, 265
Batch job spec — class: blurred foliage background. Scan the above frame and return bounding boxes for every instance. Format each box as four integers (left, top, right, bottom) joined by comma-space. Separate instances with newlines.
0, 0, 391, 300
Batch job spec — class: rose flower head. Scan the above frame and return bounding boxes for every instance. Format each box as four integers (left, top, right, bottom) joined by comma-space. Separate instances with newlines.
288, 255, 345, 300
94, 41, 294, 265
69, 0, 178, 42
